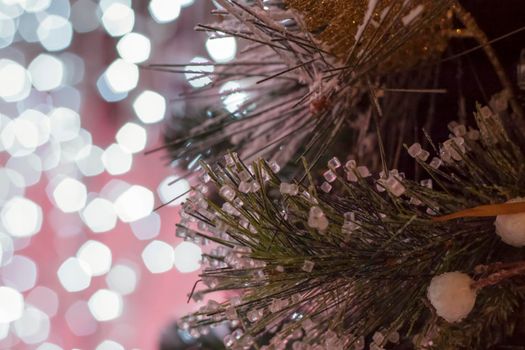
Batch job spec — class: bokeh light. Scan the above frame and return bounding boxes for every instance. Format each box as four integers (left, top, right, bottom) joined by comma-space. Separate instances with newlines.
28, 54, 64, 91
1, 196, 42, 238
0, 59, 31, 102
173, 241, 201, 273
0, 286, 24, 323
88, 289, 123, 321
206, 36, 237, 63
52, 177, 87, 213
185, 56, 213, 88
106, 263, 138, 295
102, 143, 132, 175
77, 240, 112, 277
157, 176, 190, 206
0, 0, 205, 347
37, 14, 73, 51
14, 306, 50, 344
104, 59, 139, 93
142, 240, 174, 274
57, 257, 91, 292
114, 185, 154, 223
133, 90, 166, 124
148, 0, 181, 24
81, 198, 117, 233
117, 32, 151, 63
101, 3, 135, 37
116, 122, 147, 154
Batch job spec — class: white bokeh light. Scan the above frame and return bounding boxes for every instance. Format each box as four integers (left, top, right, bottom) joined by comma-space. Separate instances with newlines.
28, 54, 64, 91
60, 128, 92, 162
96, 340, 124, 350
173, 241, 202, 273
81, 198, 117, 233
206, 36, 237, 63
49, 107, 81, 142
101, 3, 135, 37
77, 240, 112, 277
221, 81, 250, 114
106, 263, 137, 295
157, 176, 190, 206
21, 0, 52, 12
1, 196, 42, 238
37, 342, 63, 350
2, 255, 38, 292
57, 257, 91, 292
37, 14, 73, 51
130, 212, 160, 240
52, 177, 87, 213
148, 0, 181, 23
102, 143, 133, 175
1, 117, 39, 157
104, 59, 139, 93
14, 306, 50, 344
88, 289, 123, 322
185, 56, 213, 88
26, 286, 59, 318
6, 154, 42, 187
116, 32, 151, 63
132, 90, 166, 124
0, 14, 16, 49
18, 109, 50, 147
142, 240, 174, 274
116, 122, 147, 154
0, 59, 31, 102
114, 185, 154, 223
75, 145, 105, 177
65, 300, 98, 336
71, 0, 99, 33
0, 286, 24, 323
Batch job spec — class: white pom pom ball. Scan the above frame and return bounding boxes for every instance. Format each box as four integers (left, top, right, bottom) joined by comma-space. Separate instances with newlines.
427, 271, 476, 323
495, 197, 525, 247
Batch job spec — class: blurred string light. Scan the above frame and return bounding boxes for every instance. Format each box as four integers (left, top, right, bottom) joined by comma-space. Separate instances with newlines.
57, 257, 91, 292
52, 177, 87, 213
0, 59, 31, 102
148, 0, 180, 24
184, 56, 213, 88
1, 196, 42, 237
88, 289, 123, 321
116, 122, 147, 154
157, 175, 190, 206
205, 36, 237, 63
14, 306, 50, 344
130, 212, 160, 240
81, 197, 117, 233
101, 143, 132, 175
141, 240, 174, 274
65, 300, 98, 336
0, 286, 24, 323
0, 0, 203, 347
103, 59, 139, 93
106, 262, 138, 295
173, 241, 201, 273
114, 185, 154, 223
2, 255, 38, 292
132, 90, 166, 124
37, 14, 73, 51
28, 54, 64, 91
96, 340, 124, 350
77, 240, 112, 277
101, 2, 134, 37
117, 32, 151, 63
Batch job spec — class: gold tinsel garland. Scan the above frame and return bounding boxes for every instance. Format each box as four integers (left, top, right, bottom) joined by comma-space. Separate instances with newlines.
285, 0, 452, 71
